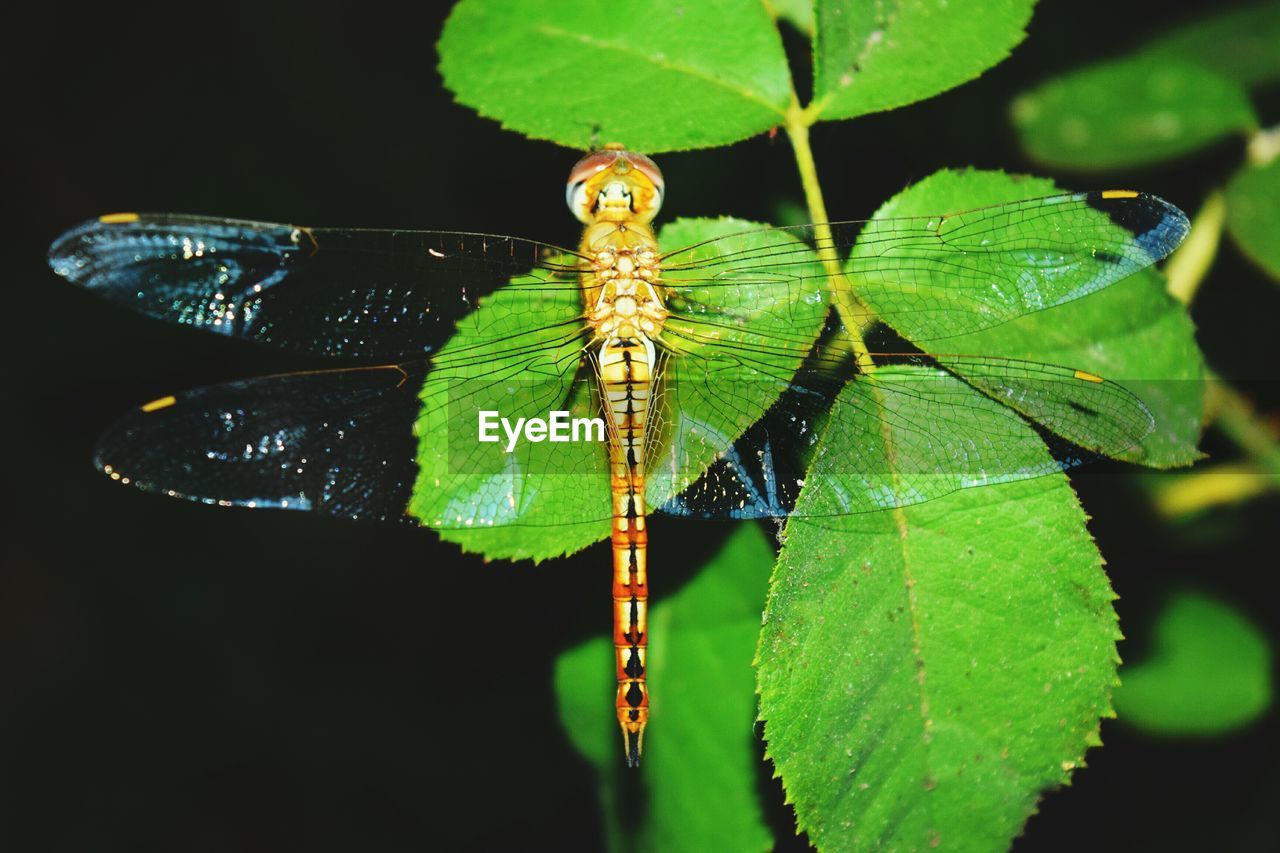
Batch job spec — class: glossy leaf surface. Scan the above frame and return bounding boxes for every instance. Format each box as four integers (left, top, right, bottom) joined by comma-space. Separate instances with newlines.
759, 402, 1118, 850
438, 0, 792, 152
1226, 158, 1280, 282
812, 0, 1034, 122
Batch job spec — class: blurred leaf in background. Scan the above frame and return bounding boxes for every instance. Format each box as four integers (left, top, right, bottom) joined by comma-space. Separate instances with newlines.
1010, 3, 1280, 170
1225, 157, 1280, 282
554, 525, 775, 852
1010, 55, 1258, 170
1115, 592, 1272, 734
1143, 2, 1280, 87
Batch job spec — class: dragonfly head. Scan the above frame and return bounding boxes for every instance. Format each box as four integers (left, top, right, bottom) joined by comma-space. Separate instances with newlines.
566, 145, 665, 224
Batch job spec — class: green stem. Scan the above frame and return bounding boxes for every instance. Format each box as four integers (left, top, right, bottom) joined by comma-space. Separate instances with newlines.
1165, 190, 1226, 306
1246, 123, 1280, 167
784, 102, 874, 370
1159, 377, 1280, 515
1208, 379, 1280, 480
1150, 463, 1272, 518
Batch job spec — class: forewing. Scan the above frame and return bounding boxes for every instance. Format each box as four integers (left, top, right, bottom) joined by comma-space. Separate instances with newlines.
848, 191, 1189, 342
659, 192, 1188, 342
49, 214, 584, 361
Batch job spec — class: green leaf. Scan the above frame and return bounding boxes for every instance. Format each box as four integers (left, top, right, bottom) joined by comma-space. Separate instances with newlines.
438, 0, 792, 152
856, 168, 1204, 467
1146, 3, 1280, 87
759, 393, 1118, 850
1011, 54, 1258, 170
812, 0, 1035, 122
555, 525, 775, 852
409, 262, 612, 562
1115, 592, 1272, 734
1226, 158, 1280, 282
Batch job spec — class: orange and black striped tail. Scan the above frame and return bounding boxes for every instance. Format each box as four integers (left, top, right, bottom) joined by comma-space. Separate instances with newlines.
613, 511, 649, 767
600, 337, 653, 766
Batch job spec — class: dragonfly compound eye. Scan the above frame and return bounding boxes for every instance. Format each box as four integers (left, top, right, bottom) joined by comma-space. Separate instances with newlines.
624, 152, 665, 222
566, 148, 665, 223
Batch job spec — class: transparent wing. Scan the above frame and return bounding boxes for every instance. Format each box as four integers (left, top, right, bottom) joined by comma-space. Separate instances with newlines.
49, 214, 585, 361
659, 191, 1189, 343
94, 363, 428, 522
657, 350, 1154, 521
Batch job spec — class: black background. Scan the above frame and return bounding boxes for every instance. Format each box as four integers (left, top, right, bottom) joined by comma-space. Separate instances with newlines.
7, 0, 1278, 849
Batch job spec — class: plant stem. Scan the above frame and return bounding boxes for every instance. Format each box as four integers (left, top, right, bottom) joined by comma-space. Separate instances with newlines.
1246, 123, 1280, 167
783, 102, 874, 371
1209, 380, 1280, 480
1151, 463, 1274, 518
1165, 190, 1226, 306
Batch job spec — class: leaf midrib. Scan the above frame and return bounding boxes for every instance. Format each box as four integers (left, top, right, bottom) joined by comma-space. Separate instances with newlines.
867, 372, 939, 830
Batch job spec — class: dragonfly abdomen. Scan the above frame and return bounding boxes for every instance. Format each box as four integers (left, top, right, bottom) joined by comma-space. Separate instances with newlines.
599, 337, 653, 767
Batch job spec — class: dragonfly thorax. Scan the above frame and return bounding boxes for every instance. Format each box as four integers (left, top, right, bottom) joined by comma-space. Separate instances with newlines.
571, 148, 669, 341
585, 235, 666, 340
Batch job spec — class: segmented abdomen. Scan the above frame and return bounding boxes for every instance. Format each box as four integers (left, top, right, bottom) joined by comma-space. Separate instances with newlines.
598, 337, 652, 767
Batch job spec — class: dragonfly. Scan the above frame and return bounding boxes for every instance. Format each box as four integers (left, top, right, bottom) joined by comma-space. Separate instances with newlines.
48, 144, 1188, 767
